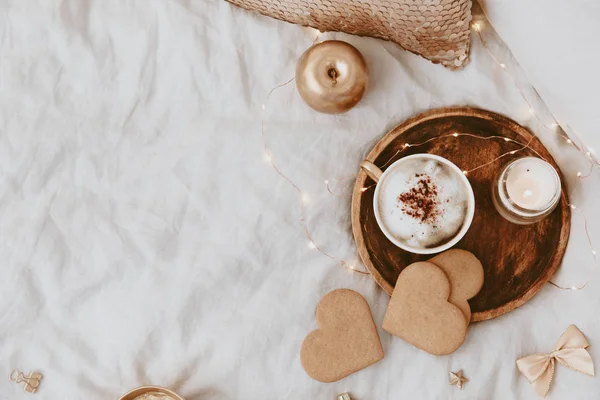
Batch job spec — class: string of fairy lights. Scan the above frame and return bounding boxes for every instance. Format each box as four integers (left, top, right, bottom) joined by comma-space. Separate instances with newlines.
472, 22, 599, 171
471, 19, 597, 290
324, 132, 538, 196
260, 22, 598, 289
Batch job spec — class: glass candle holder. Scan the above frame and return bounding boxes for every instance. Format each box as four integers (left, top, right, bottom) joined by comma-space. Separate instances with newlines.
492, 157, 561, 225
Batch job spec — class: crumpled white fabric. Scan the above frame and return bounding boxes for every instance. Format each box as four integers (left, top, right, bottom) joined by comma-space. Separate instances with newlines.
0, 1, 598, 399
480, 0, 600, 153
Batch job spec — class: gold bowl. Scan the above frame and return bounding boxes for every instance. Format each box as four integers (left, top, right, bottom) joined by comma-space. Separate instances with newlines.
119, 386, 185, 400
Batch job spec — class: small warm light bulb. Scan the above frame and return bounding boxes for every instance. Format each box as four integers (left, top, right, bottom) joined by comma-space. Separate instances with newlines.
528, 107, 535, 114
360, 187, 368, 192
577, 172, 583, 177
324, 180, 329, 185
499, 63, 506, 69
586, 151, 591, 157
570, 204, 577, 209
452, 133, 459, 137
302, 193, 310, 203
264, 153, 272, 163
261, 104, 266, 110
403, 143, 411, 148
308, 242, 316, 249
571, 286, 578, 290
592, 250, 597, 256
504, 137, 511, 142
510, 151, 517, 155
550, 123, 559, 128
472, 22, 481, 31
462, 170, 468, 175
566, 139, 573, 144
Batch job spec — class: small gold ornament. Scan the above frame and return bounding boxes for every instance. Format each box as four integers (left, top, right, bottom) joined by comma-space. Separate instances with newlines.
295, 40, 368, 114
10, 369, 43, 393
449, 369, 468, 390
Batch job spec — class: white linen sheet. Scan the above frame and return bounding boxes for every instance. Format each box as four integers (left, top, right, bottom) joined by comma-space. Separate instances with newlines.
480, 0, 600, 153
1, 1, 599, 399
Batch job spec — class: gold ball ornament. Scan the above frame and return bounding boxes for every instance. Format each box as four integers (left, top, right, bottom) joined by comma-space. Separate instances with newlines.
295, 40, 369, 114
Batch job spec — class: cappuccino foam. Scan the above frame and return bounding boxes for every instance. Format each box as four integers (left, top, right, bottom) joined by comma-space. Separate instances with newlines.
378, 159, 469, 249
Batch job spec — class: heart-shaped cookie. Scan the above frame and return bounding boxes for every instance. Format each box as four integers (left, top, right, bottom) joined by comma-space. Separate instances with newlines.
429, 249, 484, 323
301, 289, 384, 382
382, 262, 467, 355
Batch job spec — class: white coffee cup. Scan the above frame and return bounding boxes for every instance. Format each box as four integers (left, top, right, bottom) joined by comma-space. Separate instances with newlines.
360, 154, 475, 254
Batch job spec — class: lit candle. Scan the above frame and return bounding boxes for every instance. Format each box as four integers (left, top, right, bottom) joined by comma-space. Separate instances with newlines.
492, 157, 561, 224
506, 158, 559, 209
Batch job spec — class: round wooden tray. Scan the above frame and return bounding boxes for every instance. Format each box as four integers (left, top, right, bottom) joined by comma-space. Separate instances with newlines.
119, 386, 185, 400
351, 107, 570, 322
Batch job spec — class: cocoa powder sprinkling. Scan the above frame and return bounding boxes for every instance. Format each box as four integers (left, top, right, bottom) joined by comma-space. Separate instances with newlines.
397, 173, 443, 223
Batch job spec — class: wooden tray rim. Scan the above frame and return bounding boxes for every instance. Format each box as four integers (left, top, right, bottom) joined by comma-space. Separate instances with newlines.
351, 107, 571, 321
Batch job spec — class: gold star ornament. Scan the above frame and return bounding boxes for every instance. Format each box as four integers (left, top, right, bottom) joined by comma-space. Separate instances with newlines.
449, 370, 468, 390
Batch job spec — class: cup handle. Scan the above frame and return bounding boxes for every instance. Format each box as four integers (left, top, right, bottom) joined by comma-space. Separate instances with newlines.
360, 160, 383, 183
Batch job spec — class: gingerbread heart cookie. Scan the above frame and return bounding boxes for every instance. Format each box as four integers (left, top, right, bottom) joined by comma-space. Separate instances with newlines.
382, 262, 467, 355
301, 289, 384, 382
429, 249, 484, 323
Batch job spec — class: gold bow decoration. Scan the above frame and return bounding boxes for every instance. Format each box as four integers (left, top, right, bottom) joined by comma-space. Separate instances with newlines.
516, 325, 595, 397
